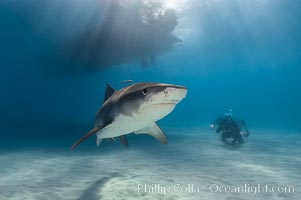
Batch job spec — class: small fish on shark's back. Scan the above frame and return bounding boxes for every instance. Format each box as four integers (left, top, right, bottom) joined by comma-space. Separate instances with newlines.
71, 82, 187, 150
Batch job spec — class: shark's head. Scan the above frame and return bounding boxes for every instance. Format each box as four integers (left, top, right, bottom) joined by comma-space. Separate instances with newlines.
118, 82, 187, 123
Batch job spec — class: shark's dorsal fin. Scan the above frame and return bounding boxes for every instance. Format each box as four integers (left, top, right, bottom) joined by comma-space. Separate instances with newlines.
134, 123, 168, 144
104, 83, 116, 102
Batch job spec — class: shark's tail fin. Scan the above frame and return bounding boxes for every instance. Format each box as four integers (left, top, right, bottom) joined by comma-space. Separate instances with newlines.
71, 126, 103, 150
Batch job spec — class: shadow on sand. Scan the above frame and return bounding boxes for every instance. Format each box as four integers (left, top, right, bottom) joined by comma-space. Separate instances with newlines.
77, 172, 120, 200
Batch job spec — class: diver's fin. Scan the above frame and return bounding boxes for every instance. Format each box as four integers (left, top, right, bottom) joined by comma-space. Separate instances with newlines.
119, 135, 129, 147
71, 126, 103, 150
135, 123, 168, 144
104, 83, 116, 102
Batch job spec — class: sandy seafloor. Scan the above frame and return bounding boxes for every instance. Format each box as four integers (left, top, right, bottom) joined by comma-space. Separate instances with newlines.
0, 128, 300, 200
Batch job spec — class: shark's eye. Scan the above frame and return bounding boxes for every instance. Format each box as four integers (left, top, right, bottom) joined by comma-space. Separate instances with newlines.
142, 88, 148, 96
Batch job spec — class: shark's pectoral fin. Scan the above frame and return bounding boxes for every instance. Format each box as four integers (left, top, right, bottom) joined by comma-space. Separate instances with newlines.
119, 135, 129, 147
135, 123, 168, 144
97, 137, 103, 146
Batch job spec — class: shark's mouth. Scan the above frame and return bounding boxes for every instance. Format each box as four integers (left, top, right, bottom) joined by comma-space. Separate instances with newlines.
158, 102, 177, 105
140, 102, 176, 111
162, 98, 183, 104
170, 98, 182, 103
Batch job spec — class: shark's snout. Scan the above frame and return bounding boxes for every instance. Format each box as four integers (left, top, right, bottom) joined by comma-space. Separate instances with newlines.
162, 86, 187, 104
136, 84, 187, 124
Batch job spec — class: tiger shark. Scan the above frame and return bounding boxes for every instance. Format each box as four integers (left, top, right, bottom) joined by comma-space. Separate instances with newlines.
71, 82, 187, 150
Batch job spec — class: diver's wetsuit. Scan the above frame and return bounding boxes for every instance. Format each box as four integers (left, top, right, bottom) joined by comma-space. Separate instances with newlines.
215, 116, 244, 145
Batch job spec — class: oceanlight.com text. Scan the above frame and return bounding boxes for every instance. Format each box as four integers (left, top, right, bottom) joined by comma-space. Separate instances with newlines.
137, 183, 295, 196
207, 183, 295, 195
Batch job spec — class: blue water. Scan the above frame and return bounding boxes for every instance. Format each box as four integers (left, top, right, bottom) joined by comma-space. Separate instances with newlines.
0, 1, 300, 200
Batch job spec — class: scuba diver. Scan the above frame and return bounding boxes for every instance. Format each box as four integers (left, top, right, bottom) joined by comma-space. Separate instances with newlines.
211, 110, 250, 145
